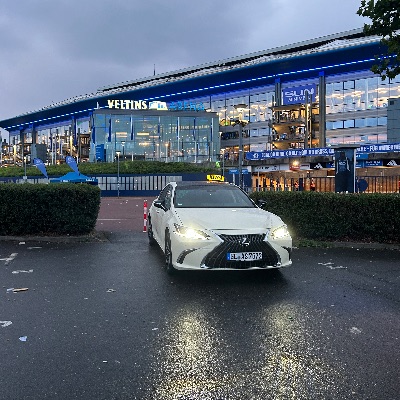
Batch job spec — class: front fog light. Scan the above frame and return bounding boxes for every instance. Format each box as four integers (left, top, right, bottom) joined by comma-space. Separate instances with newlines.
270, 225, 290, 240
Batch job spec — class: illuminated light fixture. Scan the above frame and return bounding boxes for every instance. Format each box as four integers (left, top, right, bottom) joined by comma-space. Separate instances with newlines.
137, 132, 150, 136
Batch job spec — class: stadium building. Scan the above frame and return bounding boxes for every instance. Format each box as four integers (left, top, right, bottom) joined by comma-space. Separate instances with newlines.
1, 27, 400, 190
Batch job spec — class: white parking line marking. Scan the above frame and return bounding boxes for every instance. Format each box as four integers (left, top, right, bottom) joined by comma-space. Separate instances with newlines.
0, 253, 18, 265
318, 261, 347, 269
12, 269, 33, 274
97, 219, 125, 221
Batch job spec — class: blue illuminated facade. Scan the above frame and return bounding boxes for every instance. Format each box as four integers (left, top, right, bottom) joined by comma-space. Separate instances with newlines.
1, 28, 400, 169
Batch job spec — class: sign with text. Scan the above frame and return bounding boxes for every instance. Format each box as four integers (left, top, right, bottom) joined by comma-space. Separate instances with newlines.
359, 143, 400, 153
168, 101, 205, 111
207, 174, 224, 182
106, 99, 206, 112
107, 100, 149, 110
246, 143, 400, 161
282, 84, 316, 105
246, 147, 334, 160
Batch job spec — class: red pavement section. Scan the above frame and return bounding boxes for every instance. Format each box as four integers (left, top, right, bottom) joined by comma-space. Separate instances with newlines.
95, 197, 156, 233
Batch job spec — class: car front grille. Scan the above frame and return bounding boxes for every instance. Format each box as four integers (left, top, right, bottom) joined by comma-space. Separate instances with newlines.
201, 233, 280, 269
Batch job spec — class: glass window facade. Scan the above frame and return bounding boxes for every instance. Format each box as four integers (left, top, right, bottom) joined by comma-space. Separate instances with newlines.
325, 75, 399, 113
6, 61, 400, 166
324, 74, 400, 145
212, 88, 275, 125
93, 111, 219, 163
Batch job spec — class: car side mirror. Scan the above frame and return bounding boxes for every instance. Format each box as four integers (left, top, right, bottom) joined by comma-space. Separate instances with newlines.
154, 200, 165, 210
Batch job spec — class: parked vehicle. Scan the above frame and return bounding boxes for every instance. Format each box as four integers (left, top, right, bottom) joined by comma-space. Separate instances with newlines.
147, 181, 292, 274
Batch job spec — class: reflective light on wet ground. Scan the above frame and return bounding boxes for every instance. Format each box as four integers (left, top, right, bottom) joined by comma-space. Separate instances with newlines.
143, 301, 357, 400
151, 307, 223, 399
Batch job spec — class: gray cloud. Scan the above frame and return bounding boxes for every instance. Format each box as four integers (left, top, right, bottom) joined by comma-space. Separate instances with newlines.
0, 0, 368, 124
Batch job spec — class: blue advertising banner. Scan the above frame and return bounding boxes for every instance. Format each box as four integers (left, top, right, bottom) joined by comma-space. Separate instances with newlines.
246, 147, 334, 160
65, 156, 80, 174
246, 143, 400, 161
359, 143, 400, 153
33, 158, 48, 179
282, 84, 316, 105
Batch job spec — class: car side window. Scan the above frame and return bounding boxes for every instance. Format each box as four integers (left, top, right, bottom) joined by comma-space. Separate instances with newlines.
158, 185, 170, 202
164, 188, 172, 210
158, 184, 172, 210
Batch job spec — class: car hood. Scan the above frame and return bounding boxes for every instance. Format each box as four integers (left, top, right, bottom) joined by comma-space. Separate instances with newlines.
174, 207, 280, 232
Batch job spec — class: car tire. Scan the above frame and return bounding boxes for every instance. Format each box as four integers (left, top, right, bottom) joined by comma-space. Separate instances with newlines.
147, 217, 156, 246
164, 231, 176, 275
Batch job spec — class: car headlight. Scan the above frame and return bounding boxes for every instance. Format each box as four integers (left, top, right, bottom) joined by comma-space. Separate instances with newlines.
173, 224, 210, 240
270, 225, 291, 240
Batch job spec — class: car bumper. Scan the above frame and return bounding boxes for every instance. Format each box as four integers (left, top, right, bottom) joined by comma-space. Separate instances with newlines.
171, 232, 292, 271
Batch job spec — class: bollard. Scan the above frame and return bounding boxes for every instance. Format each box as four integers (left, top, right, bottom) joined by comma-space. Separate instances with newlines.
143, 199, 148, 232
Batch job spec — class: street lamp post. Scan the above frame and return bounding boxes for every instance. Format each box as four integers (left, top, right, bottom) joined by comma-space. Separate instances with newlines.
116, 151, 121, 198
304, 90, 312, 149
234, 103, 247, 189
23, 156, 27, 182
221, 148, 225, 179
238, 122, 243, 188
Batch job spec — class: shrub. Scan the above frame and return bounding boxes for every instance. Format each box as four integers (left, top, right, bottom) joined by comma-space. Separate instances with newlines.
0, 183, 101, 235
250, 191, 400, 243
0, 160, 219, 178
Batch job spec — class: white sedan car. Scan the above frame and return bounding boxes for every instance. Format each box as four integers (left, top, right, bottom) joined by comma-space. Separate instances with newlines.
147, 181, 292, 274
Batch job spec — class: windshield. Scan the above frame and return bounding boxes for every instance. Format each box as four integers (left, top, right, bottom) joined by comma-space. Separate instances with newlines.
174, 185, 256, 208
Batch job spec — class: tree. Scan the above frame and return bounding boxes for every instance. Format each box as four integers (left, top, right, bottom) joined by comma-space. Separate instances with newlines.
357, 0, 400, 80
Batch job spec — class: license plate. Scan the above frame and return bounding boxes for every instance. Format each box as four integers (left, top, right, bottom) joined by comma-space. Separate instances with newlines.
227, 252, 262, 261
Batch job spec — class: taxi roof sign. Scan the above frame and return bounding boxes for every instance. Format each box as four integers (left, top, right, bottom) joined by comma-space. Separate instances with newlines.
206, 174, 225, 182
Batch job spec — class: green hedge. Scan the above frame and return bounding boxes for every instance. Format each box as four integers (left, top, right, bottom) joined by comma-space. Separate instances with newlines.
0, 160, 219, 178
249, 191, 400, 243
0, 184, 101, 236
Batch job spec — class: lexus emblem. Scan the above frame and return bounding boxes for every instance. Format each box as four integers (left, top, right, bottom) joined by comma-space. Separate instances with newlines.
241, 237, 250, 246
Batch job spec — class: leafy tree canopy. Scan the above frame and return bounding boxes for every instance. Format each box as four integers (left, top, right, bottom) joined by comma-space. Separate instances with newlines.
357, 0, 400, 80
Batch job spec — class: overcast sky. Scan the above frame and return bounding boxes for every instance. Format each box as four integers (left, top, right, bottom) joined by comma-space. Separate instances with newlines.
0, 0, 369, 134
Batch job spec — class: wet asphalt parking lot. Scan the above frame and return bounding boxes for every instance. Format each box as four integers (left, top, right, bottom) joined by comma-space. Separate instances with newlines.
0, 197, 399, 399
